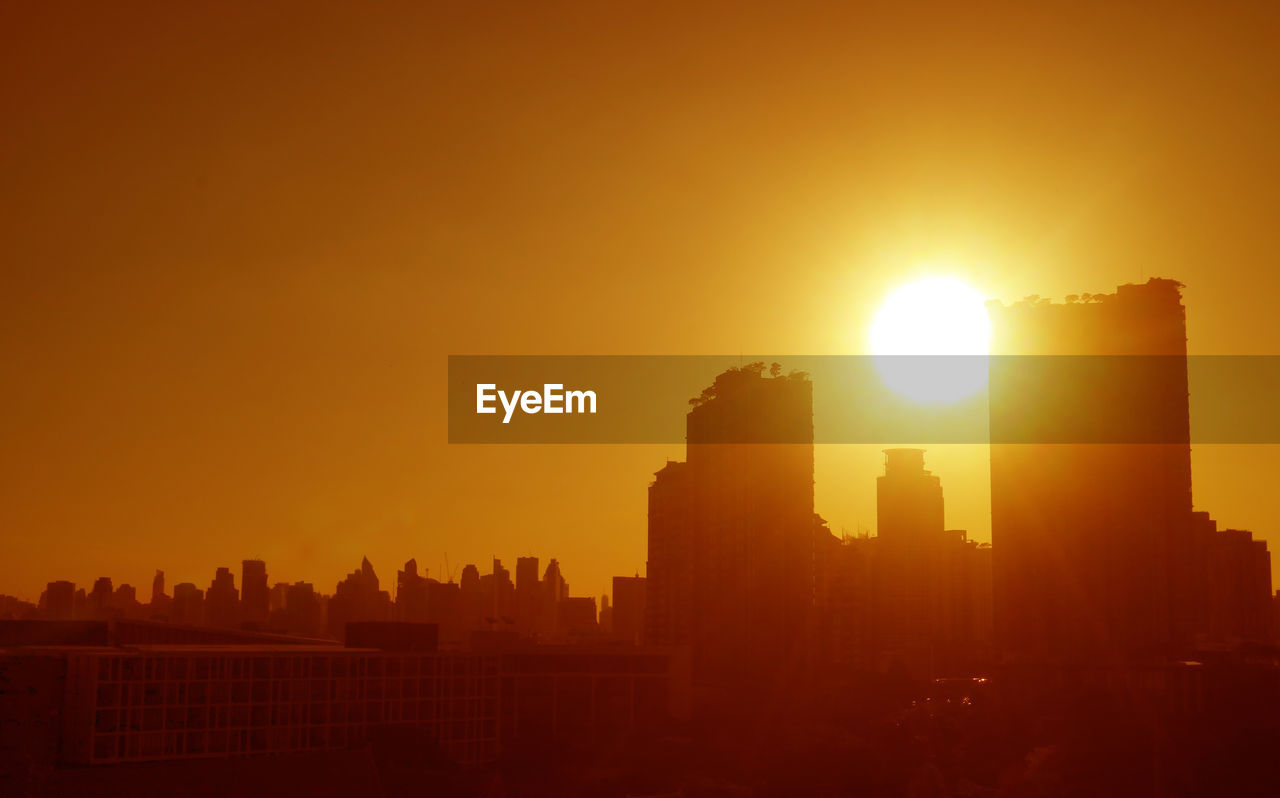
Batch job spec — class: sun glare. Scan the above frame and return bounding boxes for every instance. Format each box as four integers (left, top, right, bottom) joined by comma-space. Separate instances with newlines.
869, 276, 991, 403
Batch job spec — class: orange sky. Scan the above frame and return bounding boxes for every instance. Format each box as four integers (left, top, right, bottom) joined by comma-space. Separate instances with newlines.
3, 2, 1279, 603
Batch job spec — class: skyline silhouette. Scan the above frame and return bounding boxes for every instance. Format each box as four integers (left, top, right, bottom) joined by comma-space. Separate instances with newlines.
7, 3, 1280, 793
6, 279, 1280, 796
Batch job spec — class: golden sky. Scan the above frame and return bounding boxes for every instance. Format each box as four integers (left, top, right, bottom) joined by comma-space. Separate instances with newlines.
3, 1, 1279, 602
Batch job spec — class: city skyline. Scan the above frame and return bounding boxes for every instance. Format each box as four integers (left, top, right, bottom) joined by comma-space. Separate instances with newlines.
7, 2, 1280, 610
11, 280, 1272, 670
6, 278, 1279, 795
6, 4, 1280, 793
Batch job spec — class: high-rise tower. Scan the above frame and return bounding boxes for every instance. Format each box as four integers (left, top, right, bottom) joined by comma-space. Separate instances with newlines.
987, 279, 1193, 659
647, 363, 814, 682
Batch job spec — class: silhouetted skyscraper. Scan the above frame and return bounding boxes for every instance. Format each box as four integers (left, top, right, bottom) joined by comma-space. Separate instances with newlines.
515, 556, 539, 633
172, 583, 204, 626
645, 461, 694, 649
648, 363, 815, 682
240, 559, 269, 627
611, 575, 646, 645
484, 558, 515, 627
88, 577, 113, 619
328, 557, 392, 640
43, 580, 75, 620
988, 279, 1193, 659
558, 595, 598, 637
877, 448, 944, 649
396, 558, 429, 622
205, 567, 240, 628
148, 570, 170, 619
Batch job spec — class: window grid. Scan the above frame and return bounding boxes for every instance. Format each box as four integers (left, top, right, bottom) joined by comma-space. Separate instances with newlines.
75, 651, 499, 766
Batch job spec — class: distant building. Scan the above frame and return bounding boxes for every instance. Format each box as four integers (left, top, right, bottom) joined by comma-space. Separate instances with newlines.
396, 559, 429, 623
645, 461, 693, 649
611, 575, 646, 645
205, 567, 240, 629
558, 596, 598, 638
1189, 512, 1273, 645
514, 556, 540, 634
87, 578, 113, 619
327, 557, 392, 640
481, 559, 515, 630
647, 363, 815, 683
43, 581, 76, 621
877, 448, 944, 649
148, 570, 170, 619
171, 583, 204, 626
240, 559, 269, 627
273, 581, 324, 637
821, 450, 992, 676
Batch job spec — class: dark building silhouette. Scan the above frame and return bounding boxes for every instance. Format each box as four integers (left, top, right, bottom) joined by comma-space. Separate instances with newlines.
537, 558, 567, 638
148, 570, 170, 619
611, 575, 646, 645
557, 596, 599, 637
877, 448, 944, 650
205, 567, 240, 629
514, 555, 539, 634
1188, 511, 1274, 646
87, 577, 113, 619
988, 279, 1194, 660
271, 581, 324, 637
989, 279, 1271, 660
424, 577, 463, 643
43, 581, 76, 621
646, 363, 815, 683
645, 460, 694, 650
240, 559, 269, 627
480, 558, 515, 630
395, 558, 430, 622
328, 557, 392, 640
459, 562, 483, 632
820, 450, 992, 676
599, 593, 613, 632
171, 583, 204, 626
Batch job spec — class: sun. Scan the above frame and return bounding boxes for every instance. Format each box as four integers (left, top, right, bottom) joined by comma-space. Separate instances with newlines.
869, 277, 991, 403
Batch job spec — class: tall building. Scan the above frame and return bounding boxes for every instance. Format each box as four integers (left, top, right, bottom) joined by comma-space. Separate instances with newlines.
396, 559, 429, 622
148, 570, 170, 619
988, 279, 1194, 659
821, 451, 992, 675
171, 583, 204, 626
646, 363, 814, 682
645, 461, 693, 649
877, 448, 944, 649
328, 557, 392, 640
483, 559, 515, 628
43, 581, 76, 621
1188, 512, 1274, 646
276, 581, 324, 637
514, 556, 539, 634
205, 567, 240, 629
240, 559, 269, 627
557, 596, 598, 637
87, 578, 113, 619
611, 575, 646, 645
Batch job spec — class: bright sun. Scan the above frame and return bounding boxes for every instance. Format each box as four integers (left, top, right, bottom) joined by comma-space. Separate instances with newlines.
869, 277, 991, 403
